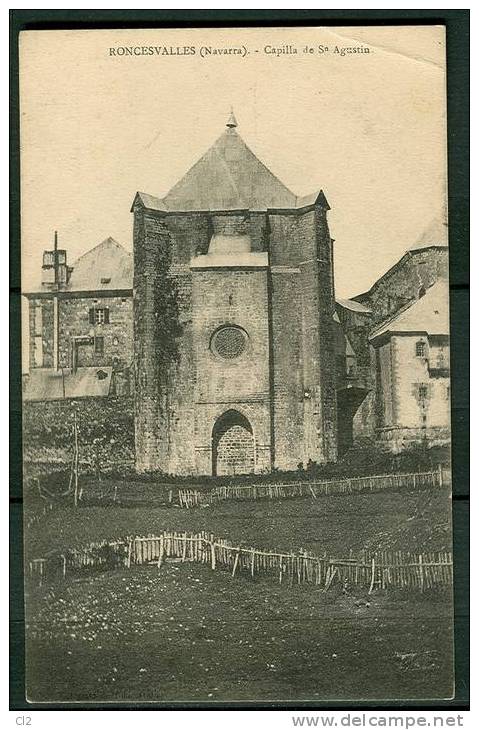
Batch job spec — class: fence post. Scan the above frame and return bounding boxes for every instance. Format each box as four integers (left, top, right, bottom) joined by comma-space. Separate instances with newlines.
158, 535, 164, 569
211, 540, 216, 570
438, 464, 443, 487
368, 557, 376, 594
232, 549, 240, 577
419, 554, 424, 592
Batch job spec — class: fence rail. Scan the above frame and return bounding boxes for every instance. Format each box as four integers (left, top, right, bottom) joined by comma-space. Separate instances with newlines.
28, 530, 453, 594
177, 468, 449, 508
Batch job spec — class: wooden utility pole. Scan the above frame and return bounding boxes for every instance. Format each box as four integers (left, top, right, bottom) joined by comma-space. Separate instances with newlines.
73, 411, 79, 507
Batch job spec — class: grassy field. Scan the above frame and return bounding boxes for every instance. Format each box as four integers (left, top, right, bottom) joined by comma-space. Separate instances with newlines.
24, 487, 453, 704
26, 563, 454, 703
26, 487, 452, 558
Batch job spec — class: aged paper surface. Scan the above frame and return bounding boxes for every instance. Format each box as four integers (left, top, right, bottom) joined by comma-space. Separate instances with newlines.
20, 26, 452, 703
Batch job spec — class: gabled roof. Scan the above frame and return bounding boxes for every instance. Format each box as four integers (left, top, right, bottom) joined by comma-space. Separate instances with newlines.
67, 237, 132, 292
23, 237, 133, 296
132, 114, 328, 213
369, 281, 449, 342
132, 191, 168, 213
410, 215, 448, 251
336, 298, 372, 314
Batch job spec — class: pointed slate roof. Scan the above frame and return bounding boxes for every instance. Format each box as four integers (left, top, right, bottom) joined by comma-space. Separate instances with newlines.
132, 113, 328, 213
163, 124, 296, 211
369, 281, 449, 341
67, 237, 132, 292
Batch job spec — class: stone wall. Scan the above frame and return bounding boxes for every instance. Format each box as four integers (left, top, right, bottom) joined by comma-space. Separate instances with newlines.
359, 247, 449, 325
314, 207, 338, 461
29, 298, 54, 368
133, 200, 338, 475
23, 396, 134, 469
28, 294, 133, 372
58, 295, 133, 370
192, 267, 271, 475
133, 209, 174, 472
373, 333, 450, 451
268, 204, 337, 468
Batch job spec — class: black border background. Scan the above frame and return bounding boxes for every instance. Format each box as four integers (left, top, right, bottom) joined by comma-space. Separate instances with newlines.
9, 8, 470, 712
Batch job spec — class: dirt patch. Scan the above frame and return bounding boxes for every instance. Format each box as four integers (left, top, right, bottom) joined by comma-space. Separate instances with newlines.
25, 564, 454, 703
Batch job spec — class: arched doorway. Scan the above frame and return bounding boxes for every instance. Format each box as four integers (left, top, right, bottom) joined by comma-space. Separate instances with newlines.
212, 409, 255, 476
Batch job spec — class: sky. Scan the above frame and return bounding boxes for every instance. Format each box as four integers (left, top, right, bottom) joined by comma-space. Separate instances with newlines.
20, 26, 447, 299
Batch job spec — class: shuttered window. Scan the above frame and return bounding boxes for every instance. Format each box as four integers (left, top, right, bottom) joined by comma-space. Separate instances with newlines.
89, 307, 110, 324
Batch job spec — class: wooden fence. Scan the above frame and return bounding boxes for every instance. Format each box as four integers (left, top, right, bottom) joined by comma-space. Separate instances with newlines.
28, 530, 453, 594
177, 468, 449, 508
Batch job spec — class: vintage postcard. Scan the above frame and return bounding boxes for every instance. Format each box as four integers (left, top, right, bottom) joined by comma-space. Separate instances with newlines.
20, 26, 453, 703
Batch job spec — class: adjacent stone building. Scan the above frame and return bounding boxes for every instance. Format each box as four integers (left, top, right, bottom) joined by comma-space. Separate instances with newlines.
132, 113, 338, 475
23, 236, 133, 400
335, 217, 450, 450
369, 281, 450, 450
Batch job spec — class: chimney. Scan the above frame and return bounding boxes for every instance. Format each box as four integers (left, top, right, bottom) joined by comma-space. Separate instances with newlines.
41, 231, 68, 289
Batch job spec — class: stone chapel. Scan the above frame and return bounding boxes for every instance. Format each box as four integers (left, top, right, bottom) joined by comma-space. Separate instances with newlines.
131, 112, 338, 475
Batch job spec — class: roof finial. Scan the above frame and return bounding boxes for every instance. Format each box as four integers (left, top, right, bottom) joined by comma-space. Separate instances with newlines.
226, 107, 238, 129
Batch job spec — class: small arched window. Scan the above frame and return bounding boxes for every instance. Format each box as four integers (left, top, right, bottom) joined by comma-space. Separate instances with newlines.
416, 341, 426, 358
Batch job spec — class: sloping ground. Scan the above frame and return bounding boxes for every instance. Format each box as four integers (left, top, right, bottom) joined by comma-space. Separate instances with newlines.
24, 487, 453, 704
25, 564, 454, 703
25, 487, 452, 560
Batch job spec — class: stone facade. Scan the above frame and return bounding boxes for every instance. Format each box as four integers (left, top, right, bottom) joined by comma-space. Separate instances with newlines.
373, 333, 450, 451
133, 202, 337, 475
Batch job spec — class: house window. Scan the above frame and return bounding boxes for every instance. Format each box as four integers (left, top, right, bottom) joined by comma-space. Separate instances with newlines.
89, 307, 110, 325
418, 384, 429, 400
416, 341, 426, 357
94, 336, 104, 355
